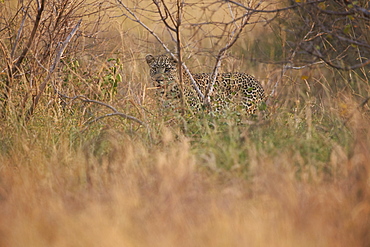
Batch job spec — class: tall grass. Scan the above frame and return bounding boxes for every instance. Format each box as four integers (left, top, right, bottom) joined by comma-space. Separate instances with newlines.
1, 102, 369, 246
1, 1, 370, 246
1, 67, 369, 247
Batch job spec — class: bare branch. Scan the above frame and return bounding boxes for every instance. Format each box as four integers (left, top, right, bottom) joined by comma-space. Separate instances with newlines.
84, 112, 140, 125
116, 0, 204, 101
204, 6, 256, 107
283, 0, 370, 71
174, 0, 186, 111
301, 44, 370, 71
69, 95, 147, 127
11, 6, 28, 59
50, 19, 82, 73
26, 19, 82, 119
224, 0, 325, 13
152, 0, 176, 32
1, 0, 46, 117
116, 0, 172, 55
12, 0, 45, 74
317, 55, 370, 71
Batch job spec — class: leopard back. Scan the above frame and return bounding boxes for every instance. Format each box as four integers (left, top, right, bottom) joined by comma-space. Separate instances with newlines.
145, 54, 265, 114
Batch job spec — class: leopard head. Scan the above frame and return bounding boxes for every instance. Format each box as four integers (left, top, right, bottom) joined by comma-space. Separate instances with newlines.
145, 54, 178, 88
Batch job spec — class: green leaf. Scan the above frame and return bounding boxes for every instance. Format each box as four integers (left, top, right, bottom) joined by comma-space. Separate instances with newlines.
116, 74, 122, 83
343, 24, 351, 34
318, 2, 326, 9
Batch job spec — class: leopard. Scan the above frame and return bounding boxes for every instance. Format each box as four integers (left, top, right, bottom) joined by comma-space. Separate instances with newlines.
145, 54, 265, 115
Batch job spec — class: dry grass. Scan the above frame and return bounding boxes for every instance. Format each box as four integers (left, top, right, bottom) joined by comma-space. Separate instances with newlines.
0, 103, 369, 247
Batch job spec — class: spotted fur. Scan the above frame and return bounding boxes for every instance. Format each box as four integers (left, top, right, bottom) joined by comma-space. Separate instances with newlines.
146, 54, 265, 114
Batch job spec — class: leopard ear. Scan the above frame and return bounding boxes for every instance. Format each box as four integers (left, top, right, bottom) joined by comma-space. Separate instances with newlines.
145, 54, 155, 65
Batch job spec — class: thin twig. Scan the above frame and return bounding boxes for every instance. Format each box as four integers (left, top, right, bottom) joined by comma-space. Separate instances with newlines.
12, 0, 45, 74
67, 95, 147, 127
225, 0, 325, 13
11, 6, 28, 59
116, 0, 172, 55
26, 19, 82, 119
116, 0, 204, 101
3, 0, 45, 117
304, 47, 370, 71
204, 5, 256, 107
